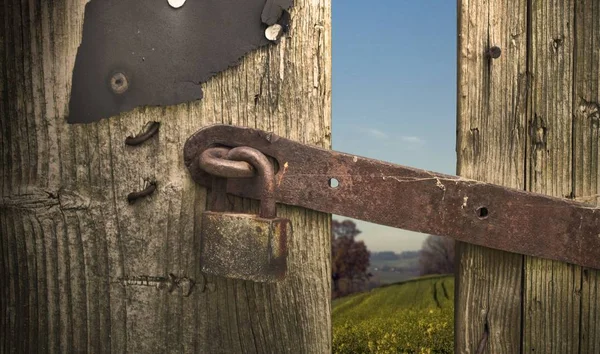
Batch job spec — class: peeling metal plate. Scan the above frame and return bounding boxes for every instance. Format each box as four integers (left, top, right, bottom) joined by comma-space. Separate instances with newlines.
68, 0, 292, 123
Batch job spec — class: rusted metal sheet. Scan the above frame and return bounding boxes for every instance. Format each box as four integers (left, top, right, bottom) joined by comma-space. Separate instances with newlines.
184, 124, 600, 270
68, 0, 292, 123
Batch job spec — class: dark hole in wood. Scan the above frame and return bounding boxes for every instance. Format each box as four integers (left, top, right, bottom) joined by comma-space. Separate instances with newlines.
477, 207, 489, 219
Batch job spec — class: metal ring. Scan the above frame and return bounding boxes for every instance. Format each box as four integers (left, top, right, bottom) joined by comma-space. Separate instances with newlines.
198, 147, 256, 178
125, 122, 160, 146
127, 182, 157, 204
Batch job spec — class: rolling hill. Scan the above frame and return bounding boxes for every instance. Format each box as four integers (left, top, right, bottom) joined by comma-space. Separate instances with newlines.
368, 251, 421, 286
333, 275, 454, 353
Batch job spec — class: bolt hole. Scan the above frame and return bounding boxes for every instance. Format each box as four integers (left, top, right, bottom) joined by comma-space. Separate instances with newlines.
476, 207, 489, 219
329, 178, 340, 188
110, 72, 129, 94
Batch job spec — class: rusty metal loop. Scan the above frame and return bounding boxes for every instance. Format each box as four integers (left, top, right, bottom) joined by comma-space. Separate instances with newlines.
125, 121, 160, 146
198, 147, 256, 178
127, 182, 157, 204
226, 146, 276, 218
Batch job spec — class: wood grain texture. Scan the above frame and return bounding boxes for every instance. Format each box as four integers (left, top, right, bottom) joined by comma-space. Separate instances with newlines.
524, 1, 583, 353
455, 0, 528, 352
0, 0, 332, 353
574, 1, 600, 353
458, 0, 600, 352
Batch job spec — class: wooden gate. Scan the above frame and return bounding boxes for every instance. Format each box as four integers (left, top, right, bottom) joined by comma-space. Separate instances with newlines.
456, 0, 600, 352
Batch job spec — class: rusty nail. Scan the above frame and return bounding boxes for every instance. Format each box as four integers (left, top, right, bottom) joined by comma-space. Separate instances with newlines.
167, 273, 178, 293
486, 46, 501, 59
178, 277, 194, 297
125, 121, 161, 146
110, 72, 129, 94
127, 181, 157, 204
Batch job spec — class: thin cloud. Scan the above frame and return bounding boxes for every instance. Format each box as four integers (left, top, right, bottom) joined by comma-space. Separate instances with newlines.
400, 136, 426, 150
400, 136, 425, 144
356, 126, 389, 140
355, 126, 425, 148
366, 128, 389, 140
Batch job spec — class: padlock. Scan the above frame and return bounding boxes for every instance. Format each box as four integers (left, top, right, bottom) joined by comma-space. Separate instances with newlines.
199, 146, 291, 283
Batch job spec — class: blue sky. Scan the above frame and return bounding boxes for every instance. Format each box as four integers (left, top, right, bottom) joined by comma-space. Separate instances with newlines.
332, 1, 457, 252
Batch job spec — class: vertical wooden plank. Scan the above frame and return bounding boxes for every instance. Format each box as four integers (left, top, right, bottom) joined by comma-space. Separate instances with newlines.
31, 212, 49, 352
22, 213, 39, 353
460, 0, 600, 352
455, 0, 528, 352
524, 1, 582, 353
573, 1, 600, 352
64, 212, 87, 353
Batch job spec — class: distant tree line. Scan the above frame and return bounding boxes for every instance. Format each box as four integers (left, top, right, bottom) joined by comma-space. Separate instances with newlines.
371, 250, 420, 261
330, 220, 455, 300
419, 235, 455, 275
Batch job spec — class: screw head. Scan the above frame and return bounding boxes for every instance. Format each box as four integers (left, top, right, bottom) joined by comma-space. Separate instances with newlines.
110, 72, 129, 94
168, 0, 186, 8
265, 24, 284, 41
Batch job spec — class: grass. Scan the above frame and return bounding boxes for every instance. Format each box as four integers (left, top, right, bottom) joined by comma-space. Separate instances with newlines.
333, 275, 454, 353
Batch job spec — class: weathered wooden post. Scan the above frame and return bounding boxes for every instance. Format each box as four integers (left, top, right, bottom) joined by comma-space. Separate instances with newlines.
0, 0, 331, 352
456, 0, 600, 352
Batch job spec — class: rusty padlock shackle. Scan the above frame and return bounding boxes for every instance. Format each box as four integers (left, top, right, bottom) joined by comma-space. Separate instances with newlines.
198, 147, 255, 178
226, 146, 277, 219
198, 146, 277, 219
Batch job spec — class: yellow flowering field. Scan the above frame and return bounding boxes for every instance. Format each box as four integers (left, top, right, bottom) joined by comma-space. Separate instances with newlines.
332, 275, 454, 353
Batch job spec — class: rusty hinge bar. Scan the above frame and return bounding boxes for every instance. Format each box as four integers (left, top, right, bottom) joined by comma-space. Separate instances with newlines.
184, 124, 600, 270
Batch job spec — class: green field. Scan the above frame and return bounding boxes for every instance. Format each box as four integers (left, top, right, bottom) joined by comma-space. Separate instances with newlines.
333, 275, 454, 353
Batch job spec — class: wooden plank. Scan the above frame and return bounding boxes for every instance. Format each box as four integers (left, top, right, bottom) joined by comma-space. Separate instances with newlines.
523, 1, 583, 353
0, 0, 332, 352
573, 1, 600, 352
459, 0, 600, 352
455, 0, 528, 352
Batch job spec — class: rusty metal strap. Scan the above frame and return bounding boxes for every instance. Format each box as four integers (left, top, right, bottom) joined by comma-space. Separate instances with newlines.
184, 124, 600, 270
